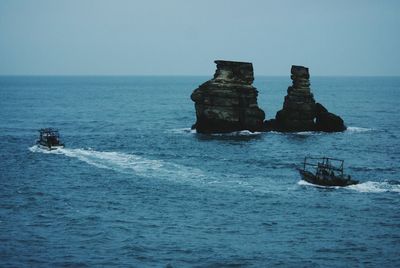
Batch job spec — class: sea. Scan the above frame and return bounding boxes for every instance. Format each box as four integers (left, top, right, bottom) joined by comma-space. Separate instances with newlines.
0, 76, 399, 267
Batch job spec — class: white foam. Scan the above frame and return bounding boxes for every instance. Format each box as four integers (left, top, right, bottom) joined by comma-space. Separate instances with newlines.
346, 126, 373, 133
169, 128, 197, 134
297, 180, 314, 187
293, 131, 320, 136
29, 145, 277, 193
211, 130, 262, 136
269, 127, 372, 135
295, 126, 373, 134
29, 145, 63, 154
29, 145, 207, 184
297, 180, 341, 189
169, 128, 261, 136
269, 131, 321, 136
347, 181, 400, 193
298, 179, 400, 193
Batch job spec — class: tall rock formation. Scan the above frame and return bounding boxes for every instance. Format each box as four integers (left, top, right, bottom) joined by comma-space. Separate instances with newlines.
266, 65, 346, 132
191, 60, 265, 133
276, 65, 316, 131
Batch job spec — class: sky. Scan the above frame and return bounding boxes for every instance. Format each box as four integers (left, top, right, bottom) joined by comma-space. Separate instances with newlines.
0, 0, 399, 76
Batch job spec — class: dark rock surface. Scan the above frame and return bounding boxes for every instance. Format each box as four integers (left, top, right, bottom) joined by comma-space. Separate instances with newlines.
315, 103, 346, 132
191, 60, 265, 133
266, 65, 346, 132
272, 65, 316, 131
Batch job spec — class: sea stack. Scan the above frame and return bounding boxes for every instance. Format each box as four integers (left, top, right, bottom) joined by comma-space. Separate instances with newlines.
274, 65, 316, 131
191, 60, 265, 133
267, 65, 346, 132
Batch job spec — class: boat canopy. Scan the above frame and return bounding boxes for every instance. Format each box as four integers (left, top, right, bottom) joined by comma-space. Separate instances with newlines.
38, 128, 61, 138
302, 157, 344, 177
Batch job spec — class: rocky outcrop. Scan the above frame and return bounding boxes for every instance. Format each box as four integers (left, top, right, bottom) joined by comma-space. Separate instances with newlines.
191, 60, 265, 133
265, 65, 346, 132
273, 65, 316, 131
315, 103, 346, 132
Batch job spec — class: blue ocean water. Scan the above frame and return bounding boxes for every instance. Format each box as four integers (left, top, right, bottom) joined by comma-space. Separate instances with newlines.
1, 76, 400, 267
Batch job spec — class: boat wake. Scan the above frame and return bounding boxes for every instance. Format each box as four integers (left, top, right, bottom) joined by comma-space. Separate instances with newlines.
347, 181, 400, 193
33, 144, 397, 194
28, 145, 270, 192
29, 145, 207, 184
298, 180, 400, 193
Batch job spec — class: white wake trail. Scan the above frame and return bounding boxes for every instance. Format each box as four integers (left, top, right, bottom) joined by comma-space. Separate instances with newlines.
29, 145, 207, 184
298, 179, 400, 193
347, 181, 400, 193
29, 145, 276, 193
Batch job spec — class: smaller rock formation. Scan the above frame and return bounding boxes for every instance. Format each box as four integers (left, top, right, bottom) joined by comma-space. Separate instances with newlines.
191, 60, 265, 133
315, 103, 346, 132
265, 65, 346, 132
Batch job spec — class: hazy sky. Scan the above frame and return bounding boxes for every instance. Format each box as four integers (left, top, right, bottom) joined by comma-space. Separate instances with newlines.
1, 0, 399, 75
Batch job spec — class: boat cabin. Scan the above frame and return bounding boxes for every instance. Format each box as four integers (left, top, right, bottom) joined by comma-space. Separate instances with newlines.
37, 128, 64, 149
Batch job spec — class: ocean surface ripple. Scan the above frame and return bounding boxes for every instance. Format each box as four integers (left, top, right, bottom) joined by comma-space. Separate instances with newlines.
1, 76, 400, 267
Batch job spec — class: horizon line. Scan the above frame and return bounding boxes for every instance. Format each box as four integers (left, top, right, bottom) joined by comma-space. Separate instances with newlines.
1, 74, 399, 77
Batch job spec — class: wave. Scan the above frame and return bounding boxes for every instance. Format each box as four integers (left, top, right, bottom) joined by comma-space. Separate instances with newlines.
298, 179, 400, 193
347, 181, 400, 193
292, 131, 321, 136
292, 126, 372, 135
210, 130, 262, 136
346, 126, 373, 133
169, 128, 262, 136
170, 126, 372, 136
269, 126, 372, 136
297, 180, 340, 189
268, 130, 322, 136
171, 127, 374, 137
168, 128, 197, 134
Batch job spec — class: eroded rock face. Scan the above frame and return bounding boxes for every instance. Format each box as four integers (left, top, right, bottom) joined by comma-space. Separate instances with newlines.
191, 60, 265, 133
315, 103, 346, 132
275, 65, 316, 131
266, 65, 346, 132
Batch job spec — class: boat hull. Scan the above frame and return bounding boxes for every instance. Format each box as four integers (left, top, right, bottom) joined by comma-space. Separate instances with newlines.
37, 142, 64, 151
299, 169, 358, 187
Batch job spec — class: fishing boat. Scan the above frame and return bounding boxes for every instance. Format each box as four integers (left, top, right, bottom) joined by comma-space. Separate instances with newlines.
298, 157, 358, 187
36, 128, 65, 150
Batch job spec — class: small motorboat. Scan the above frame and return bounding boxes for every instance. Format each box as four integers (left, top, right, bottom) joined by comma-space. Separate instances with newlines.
298, 157, 358, 187
36, 128, 65, 150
